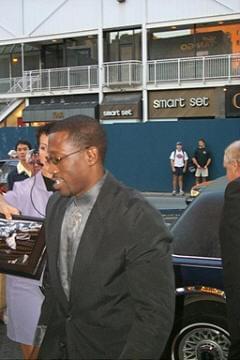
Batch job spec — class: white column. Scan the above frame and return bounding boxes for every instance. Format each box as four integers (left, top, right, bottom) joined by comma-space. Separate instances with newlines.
21, 43, 25, 74
98, 0, 104, 106
142, 0, 148, 122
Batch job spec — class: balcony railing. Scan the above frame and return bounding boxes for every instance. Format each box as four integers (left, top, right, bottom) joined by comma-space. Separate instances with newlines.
0, 54, 239, 95
0, 65, 98, 94
103, 61, 142, 87
147, 53, 240, 85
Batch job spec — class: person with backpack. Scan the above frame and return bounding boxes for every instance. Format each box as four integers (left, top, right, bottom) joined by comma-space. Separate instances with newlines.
169, 141, 188, 196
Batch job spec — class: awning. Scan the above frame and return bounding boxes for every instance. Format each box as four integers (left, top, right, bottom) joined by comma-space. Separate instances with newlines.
100, 93, 142, 121
23, 101, 98, 122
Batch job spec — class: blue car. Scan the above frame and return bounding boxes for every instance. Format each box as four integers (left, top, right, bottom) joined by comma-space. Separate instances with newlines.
163, 190, 230, 360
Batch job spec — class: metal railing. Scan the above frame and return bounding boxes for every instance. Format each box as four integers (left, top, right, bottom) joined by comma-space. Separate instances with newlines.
147, 53, 240, 85
103, 60, 142, 87
1, 65, 99, 94
0, 54, 239, 95
23, 65, 99, 92
0, 77, 23, 94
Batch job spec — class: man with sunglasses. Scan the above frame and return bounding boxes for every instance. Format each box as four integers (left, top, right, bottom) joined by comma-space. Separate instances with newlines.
31, 115, 175, 360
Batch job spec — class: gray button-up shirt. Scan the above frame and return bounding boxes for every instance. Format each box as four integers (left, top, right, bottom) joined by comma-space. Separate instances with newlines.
58, 173, 106, 299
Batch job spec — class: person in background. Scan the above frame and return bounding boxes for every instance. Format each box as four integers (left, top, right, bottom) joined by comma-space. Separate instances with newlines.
7, 140, 33, 190
33, 115, 175, 360
0, 124, 54, 359
7, 149, 17, 159
192, 138, 211, 185
219, 140, 240, 359
169, 141, 188, 196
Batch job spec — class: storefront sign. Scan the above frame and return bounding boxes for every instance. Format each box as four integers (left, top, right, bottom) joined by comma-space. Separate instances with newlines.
102, 109, 133, 117
100, 93, 142, 121
225, 86, 240, 117
149, 88, 224, 118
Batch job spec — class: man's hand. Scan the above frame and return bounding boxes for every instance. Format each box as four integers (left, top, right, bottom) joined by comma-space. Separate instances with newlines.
0, 195, 20, 220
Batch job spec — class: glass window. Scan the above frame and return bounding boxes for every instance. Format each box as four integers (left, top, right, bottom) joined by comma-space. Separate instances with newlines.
104, 29, 141, 62
24, 43, 40, 71
148, 20, 240, 60
41, 43, 64, 68
66, 36, 98, 66
148, 26, 194, 60
195, 22, 240, 55
0, 53, 9, 78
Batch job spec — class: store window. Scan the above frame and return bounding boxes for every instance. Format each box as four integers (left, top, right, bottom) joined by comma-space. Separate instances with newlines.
104, 29, 141, 62
0, 48, 10, 78
0, 44, 22, 78
66, 36, 98, 66
41, 42, 64, 69
24, 43, 41, 71
148, 20, 240, 60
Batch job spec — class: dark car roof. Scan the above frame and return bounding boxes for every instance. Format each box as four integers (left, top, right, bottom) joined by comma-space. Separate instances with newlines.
172, 191, 224, 258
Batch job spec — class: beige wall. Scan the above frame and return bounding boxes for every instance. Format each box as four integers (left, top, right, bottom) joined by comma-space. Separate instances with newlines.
0, 102, 25, 128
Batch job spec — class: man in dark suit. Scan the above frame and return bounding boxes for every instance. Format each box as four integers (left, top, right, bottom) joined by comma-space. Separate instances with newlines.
220, 140, 240, 359
35, 115, 175, 360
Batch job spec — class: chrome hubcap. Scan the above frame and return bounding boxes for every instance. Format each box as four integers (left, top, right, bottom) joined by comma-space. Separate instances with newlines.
172, 323, 230, 360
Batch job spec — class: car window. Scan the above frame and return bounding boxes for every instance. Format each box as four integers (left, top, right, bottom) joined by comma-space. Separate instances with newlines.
0, 161, 18, 184
172, 191, 224, 258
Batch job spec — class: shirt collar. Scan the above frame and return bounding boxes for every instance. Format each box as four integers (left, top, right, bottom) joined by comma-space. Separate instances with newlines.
72, 171, 107, 208
17, 162, 32, 177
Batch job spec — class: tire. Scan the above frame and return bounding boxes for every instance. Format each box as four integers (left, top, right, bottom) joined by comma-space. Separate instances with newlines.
163, 298, 231, 360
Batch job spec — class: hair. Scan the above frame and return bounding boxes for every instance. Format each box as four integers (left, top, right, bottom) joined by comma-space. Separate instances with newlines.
224, 140, 240, 165
198, 138, 206, 145
15, 139, 32, 151
49, 115, 107, 162
36, 123, 54, 146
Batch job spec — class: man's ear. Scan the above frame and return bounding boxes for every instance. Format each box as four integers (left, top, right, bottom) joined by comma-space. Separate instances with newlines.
86, 146, 98, 165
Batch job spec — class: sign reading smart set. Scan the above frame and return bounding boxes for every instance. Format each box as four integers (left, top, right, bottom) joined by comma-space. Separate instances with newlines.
100, 103, 140, 120
149, 88, 224, 118
225, 86, 240, 117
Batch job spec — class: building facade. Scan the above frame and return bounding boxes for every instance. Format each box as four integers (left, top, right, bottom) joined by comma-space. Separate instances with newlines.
0, 0, 239, 126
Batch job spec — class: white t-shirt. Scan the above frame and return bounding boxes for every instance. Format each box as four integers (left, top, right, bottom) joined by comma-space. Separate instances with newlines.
170, 150, 188, 167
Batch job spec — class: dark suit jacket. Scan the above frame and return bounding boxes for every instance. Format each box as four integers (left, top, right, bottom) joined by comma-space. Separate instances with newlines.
220, 177, 240, 358
38, 173, 175, 360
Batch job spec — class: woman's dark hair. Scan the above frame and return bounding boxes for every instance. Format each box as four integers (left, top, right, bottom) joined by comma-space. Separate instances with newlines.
36, 123, 54, 146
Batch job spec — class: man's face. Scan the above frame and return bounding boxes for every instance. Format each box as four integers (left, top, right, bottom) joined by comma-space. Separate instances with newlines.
16, 143, 30, 162
224, 160, 240, 182
198, 141, 205, 149
47, 131, 95, 197
176, 144, 182, 151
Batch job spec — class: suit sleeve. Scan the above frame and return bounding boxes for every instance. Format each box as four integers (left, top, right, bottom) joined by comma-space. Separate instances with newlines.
219, 179, 240, 340
119, 201, 175, 359
220, 180, 240, 285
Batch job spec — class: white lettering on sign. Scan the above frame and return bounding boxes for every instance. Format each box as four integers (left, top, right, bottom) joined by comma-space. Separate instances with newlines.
153, 98, 185, 109
189, 97, 209, 107
233, 93, 240, 109
103, 109, 133, 117
153, 97, 209, 109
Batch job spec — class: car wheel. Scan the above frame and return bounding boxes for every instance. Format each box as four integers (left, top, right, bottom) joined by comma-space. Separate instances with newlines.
170, 300, 230, 360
